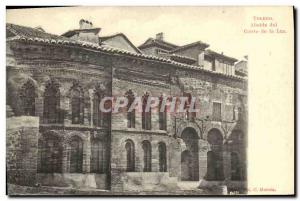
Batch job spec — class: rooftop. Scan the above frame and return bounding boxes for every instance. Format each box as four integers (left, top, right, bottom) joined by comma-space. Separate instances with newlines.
170, 41, 210, 53
6, 23, 246, 81
138, 37, 179, 51
205, 49, 238, 63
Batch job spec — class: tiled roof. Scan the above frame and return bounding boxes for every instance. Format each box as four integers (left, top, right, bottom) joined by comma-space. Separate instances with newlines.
170, 41, 209, 53
138, 38, 178, 50
6, 23, 246, 81
7, 23, 73, 41
205, 49, 238, 63
61, 28, 101, 37
170, 54, 196, 64
99, 33, 142, 54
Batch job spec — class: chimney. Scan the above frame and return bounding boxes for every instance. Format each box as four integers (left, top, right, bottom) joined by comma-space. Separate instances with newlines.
34, 26, 45, 32
156, 32, 164, 41
79, 19, 93, 29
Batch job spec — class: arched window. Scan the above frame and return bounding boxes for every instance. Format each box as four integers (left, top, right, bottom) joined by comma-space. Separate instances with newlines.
231, 152, 241, 181
159, 96, 167, 130
40, 135, 62, 173
90, 139, 106, 173
71, 86, 84, 124
125, 90, 135, 128
142, 140, 152, 172
158, 142, 167, 172
69, 136, 83, 173
142, 92, 151, 130
93, 91, 102, 127
20, 80, 37, 116
44, 80, 61, 123
125, 139, 135, 172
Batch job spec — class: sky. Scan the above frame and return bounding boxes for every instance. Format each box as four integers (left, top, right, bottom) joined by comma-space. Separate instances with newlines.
6, 6, 249, 59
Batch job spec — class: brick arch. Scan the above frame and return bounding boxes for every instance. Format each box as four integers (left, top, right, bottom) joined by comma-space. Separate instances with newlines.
207, 128, 223, 145
40, 130, 64, 140
203, 125, 225, 140
7, 75, 39, 116
66, 81, 84, 98
176, 122, 201, 139
7, 73, 38, 90
64, 131, 88, 144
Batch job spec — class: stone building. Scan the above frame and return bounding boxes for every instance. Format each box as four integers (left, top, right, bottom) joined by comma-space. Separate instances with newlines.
6, 19, 247, 194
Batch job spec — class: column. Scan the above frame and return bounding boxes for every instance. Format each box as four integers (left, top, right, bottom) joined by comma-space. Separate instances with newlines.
62, 96, 71, 125
198, 139, 209, 180
151, 142, 159, 172
83, 131, 91, 173
35, 97, 44, 123
84, 97, 91, 126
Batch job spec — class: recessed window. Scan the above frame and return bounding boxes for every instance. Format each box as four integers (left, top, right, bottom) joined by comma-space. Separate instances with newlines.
212, 102, 221, 121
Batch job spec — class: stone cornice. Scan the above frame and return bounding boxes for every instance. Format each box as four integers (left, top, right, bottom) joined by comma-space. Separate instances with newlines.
39, 124, 109, 133
7, 66, 106, 80
113, 77, 171, 89
112, 128, 169, 136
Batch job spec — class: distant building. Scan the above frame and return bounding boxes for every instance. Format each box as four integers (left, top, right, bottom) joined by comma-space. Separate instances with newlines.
6, 19, 247, 194
235, 56, 248, 77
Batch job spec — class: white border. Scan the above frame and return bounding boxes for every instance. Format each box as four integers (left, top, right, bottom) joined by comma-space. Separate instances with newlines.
1, 1, 298, 200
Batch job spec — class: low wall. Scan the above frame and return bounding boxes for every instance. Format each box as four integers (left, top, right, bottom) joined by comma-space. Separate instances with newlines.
113, 172, 179, 192
37, 173, 108, 189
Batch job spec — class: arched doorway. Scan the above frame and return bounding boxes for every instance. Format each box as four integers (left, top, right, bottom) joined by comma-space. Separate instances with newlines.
181, 127, 199, 181
181, 150, 193, 180
39, 134, 63, 173
69, 136, 83, 173
206, 128, 224, 181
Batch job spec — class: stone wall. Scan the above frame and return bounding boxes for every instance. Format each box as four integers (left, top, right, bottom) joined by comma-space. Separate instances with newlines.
6, 116, 39, 186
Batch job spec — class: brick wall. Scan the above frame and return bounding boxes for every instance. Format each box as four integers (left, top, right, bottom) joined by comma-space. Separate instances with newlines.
6, 116, 39, 186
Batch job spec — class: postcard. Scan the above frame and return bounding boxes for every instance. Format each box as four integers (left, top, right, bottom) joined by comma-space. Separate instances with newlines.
6, 6, 294, 196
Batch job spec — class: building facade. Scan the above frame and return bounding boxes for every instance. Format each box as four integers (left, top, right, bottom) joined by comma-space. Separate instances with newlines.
6, 20, 247, 194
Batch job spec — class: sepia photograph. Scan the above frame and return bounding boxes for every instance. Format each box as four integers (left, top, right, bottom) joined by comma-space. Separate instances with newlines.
5, 6, 294, 196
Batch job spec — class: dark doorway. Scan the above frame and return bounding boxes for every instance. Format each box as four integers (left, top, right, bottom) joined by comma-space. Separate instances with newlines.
181, 150, 193, 180
206, 128, 224, 181
69, 136, 83, 173
181, 127, 199, 181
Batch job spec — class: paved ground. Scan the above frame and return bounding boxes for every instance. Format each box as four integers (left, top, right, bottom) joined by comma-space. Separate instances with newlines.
7, 183, 218, 196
